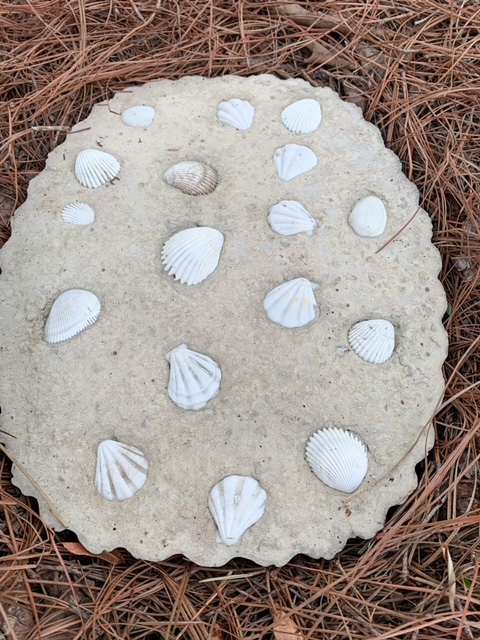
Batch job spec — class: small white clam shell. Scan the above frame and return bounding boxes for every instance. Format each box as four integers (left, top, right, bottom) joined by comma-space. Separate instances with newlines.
164, 160, 218, 195
61, 202, 95, 226
121, 105, 155, 128
45, 289, 101, 343
348, 196, 387, 237
281, 98, 322, 134
217, 98, 255, 130
305, 428, 368, 493
348, 319, 395, 364
162, 226, 224, 285
208, 475, 267, 546
75, 149, 121, 189
95, 440, 148, 501
268, 200, 316, 237
263, 277, 319, 329
274, 144, 318, 181
166, 343, 221, 411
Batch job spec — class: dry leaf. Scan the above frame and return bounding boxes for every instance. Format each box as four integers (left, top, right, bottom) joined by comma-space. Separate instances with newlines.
62, 541, 125, 565
273, 612, 303, 640
305, 40, 355, 71
277, 3, 350, 34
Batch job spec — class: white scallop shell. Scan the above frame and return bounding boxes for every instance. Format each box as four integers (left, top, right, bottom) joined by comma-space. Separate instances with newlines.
305, 428, 368, 493
61, 202, 95, 226
161, 226, 224, 285
348, 196, 387, 237
75, 149, 121, 188
281, 98, 322, 134
95, 440, 148, 501
348, 319, 395, 364
166, 343, 221, 411
217, 98, 255, 130
121, 105, 155, 128
164, 161, 218, 195
268, 200, 316, 237
274, 144, 318, 181
263, 278, 319, 328
45, 289, 101, 343
208, 475, 267, 546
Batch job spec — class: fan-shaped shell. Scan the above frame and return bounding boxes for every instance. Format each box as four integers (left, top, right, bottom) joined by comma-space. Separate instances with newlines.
121, 105, 155, 128
164, 161, 218, 195
161, 226, 224, 285
217, 98, 255, 130
45, 289, 101, 343
348, 318, 395, 364
208, 475, 267, 546
95, 440, 149, 501
273, 144, 317, 181
74, 149, 121, 189
348, 196, 387, 237
61, 202, 95, 226
166, 343, 221, 411
268, 200, 316, 237
281, 98, 322, 134
305, 428, 368, 493
263, 278, 319, 328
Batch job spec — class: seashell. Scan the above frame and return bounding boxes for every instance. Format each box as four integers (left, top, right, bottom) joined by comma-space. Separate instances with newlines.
161, 226, 224, 285
121, 105, 155, 128
164, 161, 218, 196
263, 277, 319, 329
208, 475, 267, 546
166, 343, 221, 410
348, 319, 395, 364
267, 200, 316, 237
95, 440, 148, 501
61, 202, 95, 226
75, 149, 121, 189
281, 98, 322, 134
45, 289, 101, 344
273, 144, 317, 181
305, 428, 368, 493
217, 98, 255, 130
348, 196, 387, 237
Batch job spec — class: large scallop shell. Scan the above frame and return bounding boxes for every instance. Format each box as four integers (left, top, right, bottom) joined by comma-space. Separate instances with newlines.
161, 226, 224, 285
268, 200, 316, 237
164, 161, 218, 195
75, 149, 121, 189
208, 475, 267, 546
305, 428, 368, 493
263, 277, 319, 328
217, 98, 255, 130
348, 196, 387, 237
121, 105, 155, 128
348, 319, 395, 364
281, 98, 322, 134
45, 289, 101, 343
273, 144, 318, 181
95, 440, 148, 501
61, 202, 95, 226
166, 343, 221, 411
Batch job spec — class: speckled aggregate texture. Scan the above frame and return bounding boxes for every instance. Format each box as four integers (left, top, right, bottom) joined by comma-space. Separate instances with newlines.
0, 76, 448, 566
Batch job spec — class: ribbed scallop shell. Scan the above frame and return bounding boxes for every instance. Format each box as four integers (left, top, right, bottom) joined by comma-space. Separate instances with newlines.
74, 149, 121, 189
45, 289, 101, 343
281, 98, 322, 134
305, 428, 368, 493
263, 278, 319, 328
164, 161, 218, 195
161, 226, 224, 285
268, 200, 316, 237
274, 144, 318, 181
61, 202, 95, 226
217, 98, 255, 130
208, 475, 267, 546
95, 440, 148, 501
121, 105, 155, 128
348, 319, 395, 364
166, 343, 221, 410
348, 196, 387, 237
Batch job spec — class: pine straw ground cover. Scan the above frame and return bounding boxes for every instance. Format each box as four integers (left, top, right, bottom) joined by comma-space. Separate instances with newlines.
0, 0, 479, 638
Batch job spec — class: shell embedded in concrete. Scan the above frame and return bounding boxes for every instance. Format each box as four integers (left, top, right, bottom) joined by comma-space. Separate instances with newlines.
164, 160, 218, 195
267, 200, 316, 237
161, 226, 224, 285
61, 202, 95, 226
348, 196, 387, 237
348, 319, 395, 364
44, 289, 101, 343
281, 98, 322, 134
74, 149, 121, 188
121, 105, 155, 128
263, 277, 319, 328
273, 144, 318, 181
95, 440, 149, 501
217, 98, 255, 130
